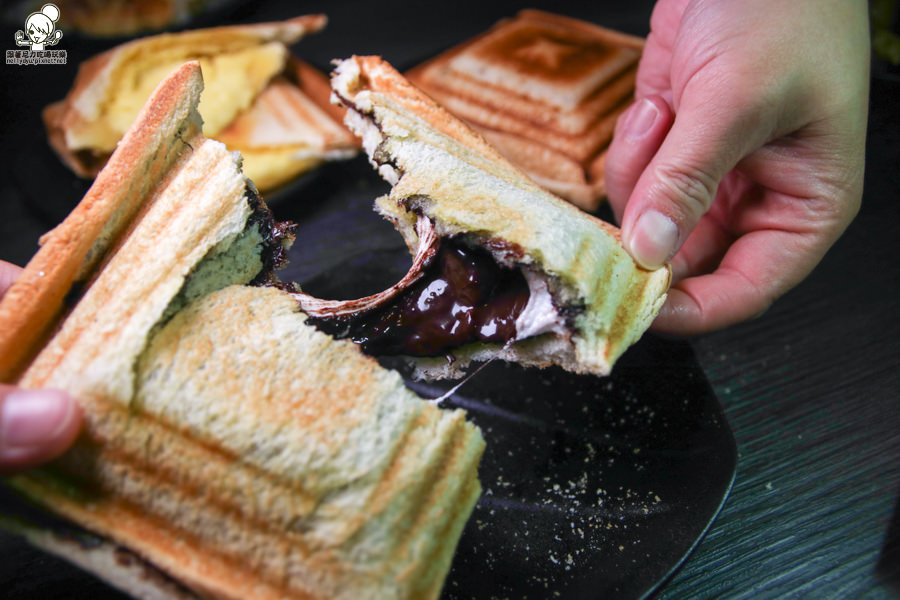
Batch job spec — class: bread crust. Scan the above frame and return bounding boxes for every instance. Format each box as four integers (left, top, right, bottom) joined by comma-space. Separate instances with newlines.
0, 61, 206, 383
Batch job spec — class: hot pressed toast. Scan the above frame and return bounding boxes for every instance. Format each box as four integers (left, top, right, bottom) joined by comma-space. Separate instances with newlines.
1, 61, 483, 600
292, 56, 669, 379
407, 9, 644, 210
43, 15, 359, 192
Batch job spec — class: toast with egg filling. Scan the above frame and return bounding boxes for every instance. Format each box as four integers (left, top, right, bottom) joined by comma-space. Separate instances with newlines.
43, 15, 358, 192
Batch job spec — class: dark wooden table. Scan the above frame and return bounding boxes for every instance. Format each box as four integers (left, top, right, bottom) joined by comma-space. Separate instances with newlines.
1, 1, 898, 598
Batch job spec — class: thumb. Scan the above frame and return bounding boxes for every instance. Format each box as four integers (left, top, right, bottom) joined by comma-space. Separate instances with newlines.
0, 386, 82, 474
620, 86, 773, 269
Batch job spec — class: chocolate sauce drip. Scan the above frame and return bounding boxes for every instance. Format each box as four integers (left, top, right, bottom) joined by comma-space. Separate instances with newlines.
311, 238, 530, 357
245, 186, 297, 285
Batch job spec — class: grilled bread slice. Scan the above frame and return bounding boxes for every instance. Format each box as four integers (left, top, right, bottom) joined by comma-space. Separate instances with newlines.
214, 58, 359, 191
291, 56, 669, 379
1, 61, 483, 600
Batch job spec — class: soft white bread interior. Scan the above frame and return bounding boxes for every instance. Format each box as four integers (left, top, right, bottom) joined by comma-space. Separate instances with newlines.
331, 55, 670, 378
1, 62, 483, 600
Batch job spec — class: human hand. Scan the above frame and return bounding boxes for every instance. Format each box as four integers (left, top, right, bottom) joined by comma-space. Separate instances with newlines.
605, 0, 870, 335
1, 260, 81, 474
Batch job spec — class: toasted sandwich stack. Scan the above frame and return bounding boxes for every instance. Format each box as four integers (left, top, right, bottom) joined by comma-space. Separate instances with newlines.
408, 10, 644, 211
44, 15, 359, 192
1, 62, 483, 600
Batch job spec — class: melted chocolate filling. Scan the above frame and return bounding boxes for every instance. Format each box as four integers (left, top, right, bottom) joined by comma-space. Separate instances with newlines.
246, 186, 297, 285
310, 238, 530, 356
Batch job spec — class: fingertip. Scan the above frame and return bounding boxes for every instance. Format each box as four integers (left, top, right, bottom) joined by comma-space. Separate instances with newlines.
0, 388, 82, 473
650, 266, 777, 336
619, 97, 662, 141
0, 260, 23, 298
619, 86, 765, 273
649, 288, 698, 335
624, 209, 680, 269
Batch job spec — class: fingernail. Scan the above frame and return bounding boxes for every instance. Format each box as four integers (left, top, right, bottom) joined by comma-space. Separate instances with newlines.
1, 390, 75, 448
628, 210, 679, 269
623, 98, 659, 139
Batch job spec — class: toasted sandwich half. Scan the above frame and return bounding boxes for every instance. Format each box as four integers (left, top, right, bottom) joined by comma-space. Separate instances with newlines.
0, 61, 483, 600
44, 15, 359, 192
290, 55, 670, 380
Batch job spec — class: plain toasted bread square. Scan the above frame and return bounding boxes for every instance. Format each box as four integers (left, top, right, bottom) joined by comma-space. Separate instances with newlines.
407, 9, 644, 211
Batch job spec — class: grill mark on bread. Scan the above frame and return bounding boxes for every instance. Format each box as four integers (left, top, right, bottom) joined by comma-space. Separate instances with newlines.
47, 476, 305, 596
405, 11, 644, 209
56, 445, 322, 557
420, 78, 632, 165
383, 410, 469, 543
403, 450, 481, 597
47, 396, 394, 576
416, 63, 638, 136
15, 470, 301, 600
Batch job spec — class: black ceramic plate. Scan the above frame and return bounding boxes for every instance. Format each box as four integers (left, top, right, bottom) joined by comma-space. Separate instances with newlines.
2, 2, 732, 595
0, 155, 736, 600
281, 159, 738, 600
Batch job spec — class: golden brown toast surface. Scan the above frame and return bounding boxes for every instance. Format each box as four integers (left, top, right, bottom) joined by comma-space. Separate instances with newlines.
0, 61, 207, 384
408, 10, 644, 210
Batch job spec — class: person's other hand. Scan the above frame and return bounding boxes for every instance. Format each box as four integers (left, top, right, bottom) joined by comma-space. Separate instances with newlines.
0, 260, 81, 474
605, 0, 870, 335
